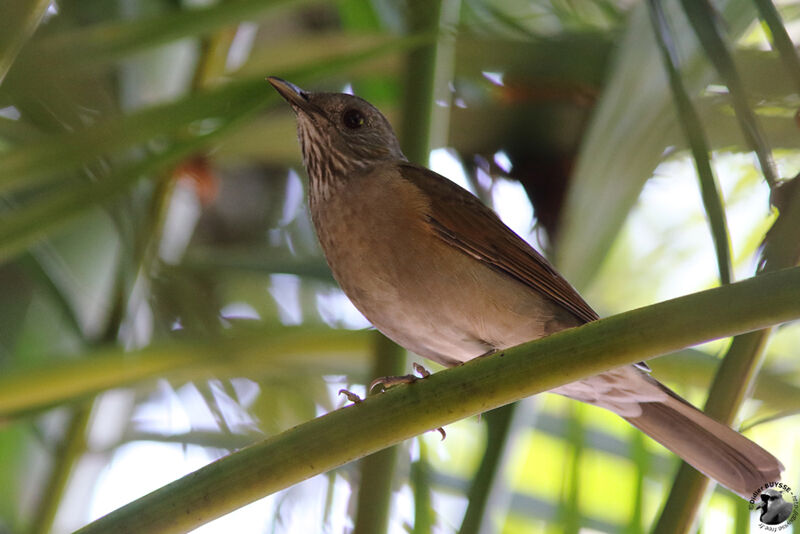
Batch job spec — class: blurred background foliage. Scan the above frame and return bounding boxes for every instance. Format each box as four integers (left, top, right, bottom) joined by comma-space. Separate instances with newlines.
0, 0, 799, 532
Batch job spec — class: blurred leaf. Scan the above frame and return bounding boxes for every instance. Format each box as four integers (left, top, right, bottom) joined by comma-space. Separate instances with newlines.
185, 247, 334, 282
0, 138, 203, 264
0, 32, 432, 195
0, 423, 30, 531
338, 0, 383, 29
648, 0, 732, 284
26, 0, 321, 68
0, 325, 371, 422
556, 0, 757, 288
649, 349, 800, 413
0, 0, 50, 83
754, 0, 800, 91
680, 0, 779, 188
0, 35, 435, 264
0, 77, 269, 194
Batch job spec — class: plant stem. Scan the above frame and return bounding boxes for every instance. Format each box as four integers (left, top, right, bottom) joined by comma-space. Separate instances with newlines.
352, 334, 405, 534
73, 266, 800, 534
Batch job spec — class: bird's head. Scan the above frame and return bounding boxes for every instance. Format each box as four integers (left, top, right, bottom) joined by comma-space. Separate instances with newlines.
268, 77, 405, 191
760, 488, 785, 508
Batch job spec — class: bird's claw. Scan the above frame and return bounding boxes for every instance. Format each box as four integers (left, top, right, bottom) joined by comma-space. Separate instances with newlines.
366, 363, 444, 439
368, 373, 417, 392
338, 388, 363, 404
412, 362, 430, 378
369, 363, 432, 393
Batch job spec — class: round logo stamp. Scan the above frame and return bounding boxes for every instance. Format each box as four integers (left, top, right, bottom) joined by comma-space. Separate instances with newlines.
749, 482, 799, 531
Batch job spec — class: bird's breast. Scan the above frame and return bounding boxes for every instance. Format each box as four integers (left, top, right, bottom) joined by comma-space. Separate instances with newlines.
309, 165, 561, 365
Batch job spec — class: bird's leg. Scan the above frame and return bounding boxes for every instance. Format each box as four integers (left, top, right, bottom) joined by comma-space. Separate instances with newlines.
340, 364, 445, 439
337, 363, 431, 404
369, 362, 431, 393
339, 363, 432, 404
367, 363, 446, 440
338, 389, 364, 404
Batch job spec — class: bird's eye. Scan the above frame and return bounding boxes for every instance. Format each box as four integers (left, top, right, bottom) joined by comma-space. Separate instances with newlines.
342, 108, 365, 129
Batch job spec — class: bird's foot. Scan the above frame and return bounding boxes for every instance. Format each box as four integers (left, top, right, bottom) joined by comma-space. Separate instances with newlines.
338, 389, 363, 404
338, 362, 432, 404
369, 362, 431, 393
367, 363, 445, 440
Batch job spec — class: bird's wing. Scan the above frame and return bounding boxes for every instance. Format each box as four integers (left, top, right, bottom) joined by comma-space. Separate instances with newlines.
397, 162, 598, 324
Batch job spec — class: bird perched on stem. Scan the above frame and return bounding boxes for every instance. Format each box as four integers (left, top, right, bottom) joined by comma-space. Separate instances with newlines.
268, 76, 782, 499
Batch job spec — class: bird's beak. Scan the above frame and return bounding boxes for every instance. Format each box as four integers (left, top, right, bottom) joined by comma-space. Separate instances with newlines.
268, 77, 311, 112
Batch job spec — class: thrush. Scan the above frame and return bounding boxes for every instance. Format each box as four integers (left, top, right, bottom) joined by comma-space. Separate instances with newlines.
268, 76, 782, 499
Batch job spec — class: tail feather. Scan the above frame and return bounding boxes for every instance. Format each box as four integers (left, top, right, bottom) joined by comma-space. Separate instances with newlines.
625, 390, 783, 499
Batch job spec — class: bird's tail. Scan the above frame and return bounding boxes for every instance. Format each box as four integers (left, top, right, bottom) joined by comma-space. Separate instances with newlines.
624, 385, 782, 499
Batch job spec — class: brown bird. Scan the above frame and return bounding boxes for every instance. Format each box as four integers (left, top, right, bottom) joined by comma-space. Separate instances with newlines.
268, 77, 782, 499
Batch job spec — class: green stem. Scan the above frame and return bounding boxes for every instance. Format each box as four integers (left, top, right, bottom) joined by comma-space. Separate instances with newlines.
562, 404, 583, 534
0, 326, 372, 422
654, 174, 800, 532
352, 334, 405, 534
29, 405, 92, 534
753, 0, 800, 91
72, 266, 800, 534
678, 0, 779, 189
411, 440, 434, 534
733, 490, 749, 534
626, 431, 647, 534
647, 0, 733, 285
458, 403, 518, 534
400, 0, 444, 164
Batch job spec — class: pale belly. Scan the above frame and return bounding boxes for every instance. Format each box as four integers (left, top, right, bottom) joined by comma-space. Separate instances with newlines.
308, 167, 667, 417
310, 170, 580, 366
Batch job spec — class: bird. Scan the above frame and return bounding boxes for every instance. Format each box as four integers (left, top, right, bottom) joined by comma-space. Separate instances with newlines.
756, 488, 794, 525
267, 76, 782, 499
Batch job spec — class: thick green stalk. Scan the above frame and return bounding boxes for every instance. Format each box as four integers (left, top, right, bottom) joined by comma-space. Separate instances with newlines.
352, 335, 405, 534
73, 266, 800, 534
401, 0, 443, 164
458, 403, 518, 534
397, 4, 445, 530
411, 440, 434, 534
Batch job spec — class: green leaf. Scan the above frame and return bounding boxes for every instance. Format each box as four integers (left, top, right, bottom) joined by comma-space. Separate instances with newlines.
0, 326, 371, 421
647, 0, 732, 285
753, 0, 800, 91
556, 0, 757, 289
0, 0, 51, 83
27, 0, 321, 67
679, 0, 779, 188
